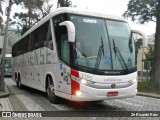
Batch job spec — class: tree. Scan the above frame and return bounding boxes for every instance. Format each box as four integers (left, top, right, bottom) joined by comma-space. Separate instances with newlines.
150, 1, 160, 92
123, 0, 157, 24
123, 0, 160, 92
11, 0, 52, 35
11, 0, 72, 35
57, 0, 72, 7
0, 0, 3, 31
144, 47, 154, 61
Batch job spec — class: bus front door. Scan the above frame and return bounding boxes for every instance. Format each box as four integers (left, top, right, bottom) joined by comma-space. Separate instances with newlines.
57, 63, 71, 99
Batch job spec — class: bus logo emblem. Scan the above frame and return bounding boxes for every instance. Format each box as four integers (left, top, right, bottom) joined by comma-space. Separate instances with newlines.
111, 83, 116, 88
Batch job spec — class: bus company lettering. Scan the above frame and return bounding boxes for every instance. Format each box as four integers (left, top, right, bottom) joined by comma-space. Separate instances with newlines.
104, 71, 121, 75
104, 78, 122, 82
83, 19, 97, 23
12, 48, 56, 66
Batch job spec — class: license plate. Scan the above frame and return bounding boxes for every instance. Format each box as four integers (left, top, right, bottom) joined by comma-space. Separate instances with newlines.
107, 92, 118, 97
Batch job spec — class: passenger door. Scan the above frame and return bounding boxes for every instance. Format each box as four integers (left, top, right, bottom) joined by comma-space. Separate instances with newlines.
57, 33, 71, 95
53, 15, 72, 96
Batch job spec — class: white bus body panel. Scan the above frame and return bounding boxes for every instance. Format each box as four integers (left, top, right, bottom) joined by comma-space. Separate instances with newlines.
71, 71, 137, 101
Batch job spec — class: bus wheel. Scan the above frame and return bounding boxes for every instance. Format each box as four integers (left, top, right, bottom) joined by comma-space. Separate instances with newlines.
46, 77, 58, 104
16, 76, 19, 87
17, 76, 23, 89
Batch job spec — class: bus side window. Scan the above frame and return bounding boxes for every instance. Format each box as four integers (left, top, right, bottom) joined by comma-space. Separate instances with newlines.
47, 40, 53, 50
33, 27, 42, 50
61, 33, 69, 64
46, 26, 53, 50
58, 26, 70, 65
34, 30, 39, 49
43, 21, 53, 50
53, 14, 70, 65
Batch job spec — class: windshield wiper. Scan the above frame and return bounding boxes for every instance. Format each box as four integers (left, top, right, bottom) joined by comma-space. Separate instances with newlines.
113, 39, 129, 72
95, 37, 104, 70
128, 32, 133, 53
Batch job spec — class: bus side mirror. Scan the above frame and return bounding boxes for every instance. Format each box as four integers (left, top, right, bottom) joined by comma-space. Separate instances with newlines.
59, 21, 75, 43
132, 30, 148, 47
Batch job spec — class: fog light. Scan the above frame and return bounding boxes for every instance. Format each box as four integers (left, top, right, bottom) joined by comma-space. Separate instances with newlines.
76, 91, 81, 96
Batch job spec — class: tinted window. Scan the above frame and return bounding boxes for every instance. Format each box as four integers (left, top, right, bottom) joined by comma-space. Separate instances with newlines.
53, 14, 70, 64
12, 20, 52, 57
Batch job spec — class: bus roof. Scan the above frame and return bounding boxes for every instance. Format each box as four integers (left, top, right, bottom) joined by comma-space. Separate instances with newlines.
15, 7, 126, 44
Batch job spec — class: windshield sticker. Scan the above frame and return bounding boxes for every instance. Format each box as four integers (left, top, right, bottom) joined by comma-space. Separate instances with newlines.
63, 75, 68, 82
105, 56, 111, 64
60, 64, 62, 70
83, 19, 97, 23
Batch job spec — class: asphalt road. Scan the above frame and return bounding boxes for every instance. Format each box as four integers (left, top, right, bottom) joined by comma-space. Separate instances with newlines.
1, 77, 160, 120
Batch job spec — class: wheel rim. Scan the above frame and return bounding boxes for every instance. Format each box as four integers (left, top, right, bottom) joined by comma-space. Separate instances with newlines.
47, 84, 54, 97
18, 78, 21, 87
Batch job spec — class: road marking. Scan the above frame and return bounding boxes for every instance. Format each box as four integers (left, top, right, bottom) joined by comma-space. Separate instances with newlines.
0, 98, 13, 111
16, 95, 44, 111
115, 99, 143, 107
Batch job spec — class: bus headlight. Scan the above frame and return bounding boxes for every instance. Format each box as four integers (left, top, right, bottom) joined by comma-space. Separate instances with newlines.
128, 78, 137, 84
80, 79, 88, 85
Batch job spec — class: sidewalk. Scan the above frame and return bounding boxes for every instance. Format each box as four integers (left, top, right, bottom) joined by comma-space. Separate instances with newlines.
0, 82, 10, 98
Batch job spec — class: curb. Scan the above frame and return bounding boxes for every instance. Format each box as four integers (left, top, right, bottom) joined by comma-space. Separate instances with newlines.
137, 92, 160, 99
0, 83, 10, 98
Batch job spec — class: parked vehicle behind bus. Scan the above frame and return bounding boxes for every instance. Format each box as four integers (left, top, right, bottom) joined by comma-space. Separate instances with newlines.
12, 7, 147, 104
5, 54, 12, 76
0, 36, 4, 61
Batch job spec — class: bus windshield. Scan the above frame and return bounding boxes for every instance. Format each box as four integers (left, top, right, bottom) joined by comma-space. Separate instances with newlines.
5, 57, 12, 68
70, 15, 135, 71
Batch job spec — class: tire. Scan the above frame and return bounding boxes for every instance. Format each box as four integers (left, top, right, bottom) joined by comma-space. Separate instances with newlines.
17, 76, 23, 89
16, 75, 19, 87
46, 77, 59, 104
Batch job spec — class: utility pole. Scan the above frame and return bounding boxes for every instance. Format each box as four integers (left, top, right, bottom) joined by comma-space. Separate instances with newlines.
0, 0, 12, 91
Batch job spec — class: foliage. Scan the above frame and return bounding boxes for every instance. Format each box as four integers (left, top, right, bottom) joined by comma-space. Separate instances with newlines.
0, 2, 2, 14
11, 0, 72, 35
11, 0, 52, 35
0, 0, 4, 30
135, 38, 142, 49
57, 0, 72, 7
138, 81, 151, 91
123, 0, 158, 24
144, 47, 154, 61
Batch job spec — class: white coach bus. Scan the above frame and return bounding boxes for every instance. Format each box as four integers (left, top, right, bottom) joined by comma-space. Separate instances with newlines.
12, 7, 147, 103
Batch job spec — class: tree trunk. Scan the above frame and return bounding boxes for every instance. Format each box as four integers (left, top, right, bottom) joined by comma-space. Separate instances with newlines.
150, 1, 160, 92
